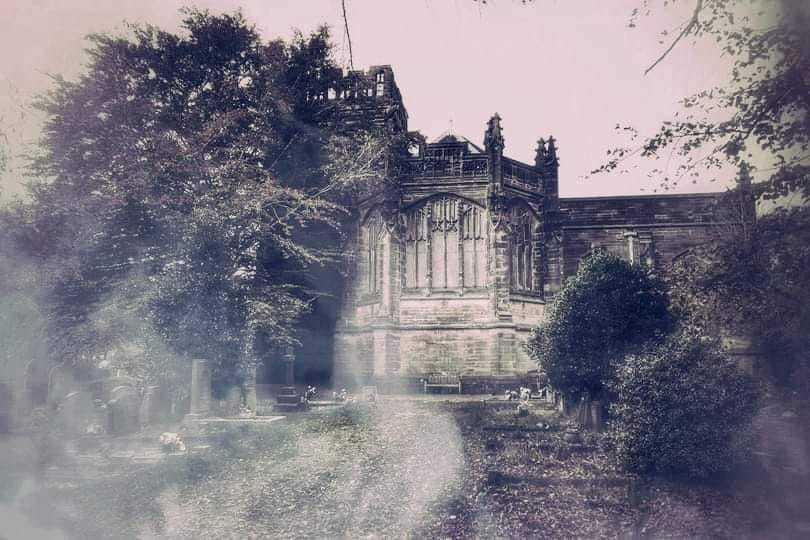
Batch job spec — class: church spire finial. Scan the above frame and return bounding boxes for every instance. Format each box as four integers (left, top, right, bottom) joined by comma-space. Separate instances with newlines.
484, 113, 504, 154
546, 135, 558, 166
534, 137, 547, 168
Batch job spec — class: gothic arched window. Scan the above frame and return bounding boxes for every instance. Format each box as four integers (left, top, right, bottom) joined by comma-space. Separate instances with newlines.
510, 206, 537, 292
404, 196, 488, 290
362, 213, 385, 295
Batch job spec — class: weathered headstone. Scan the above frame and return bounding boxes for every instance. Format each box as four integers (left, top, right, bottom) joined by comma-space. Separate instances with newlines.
187, 359, 211, 419
219, 386, 242, 417
0, 382, 12, 434
139, 385, 169, 427
107, 385, 139, 434
576, 398, 593, 428
723, 335, 760, 375
24, 359, 49, 409
244, 366, 258, 412
276, 348, 303, 411
47, 365, 74, 408
101, 375, 137, 400
556, 392, 572, 415
60, 390, 96, 435
590, 400, 605, 431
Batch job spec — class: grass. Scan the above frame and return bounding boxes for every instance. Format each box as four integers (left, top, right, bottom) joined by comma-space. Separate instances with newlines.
4, 398, 809, 538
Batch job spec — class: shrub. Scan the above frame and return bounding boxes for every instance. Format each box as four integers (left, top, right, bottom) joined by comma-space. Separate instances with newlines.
528, 250, 673, 400
610, 331, 760, 480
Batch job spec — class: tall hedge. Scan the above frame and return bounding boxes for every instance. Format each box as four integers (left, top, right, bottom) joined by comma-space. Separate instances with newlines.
610, 331, 760, 479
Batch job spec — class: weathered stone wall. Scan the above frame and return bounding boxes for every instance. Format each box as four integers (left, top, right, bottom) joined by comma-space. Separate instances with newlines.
397, 326, 533, 375
554, 194, 735, 282
510, 297, 546, 326
399, 295, 491, 325
559, 225, 711, 275
558, 194, 722, 227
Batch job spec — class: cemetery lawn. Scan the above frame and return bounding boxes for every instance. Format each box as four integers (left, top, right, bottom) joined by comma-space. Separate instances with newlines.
3, 398, 809, 538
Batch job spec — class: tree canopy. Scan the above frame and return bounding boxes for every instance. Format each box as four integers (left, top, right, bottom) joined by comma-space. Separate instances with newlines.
599, 0, 808, 201
1, 9, 389, 391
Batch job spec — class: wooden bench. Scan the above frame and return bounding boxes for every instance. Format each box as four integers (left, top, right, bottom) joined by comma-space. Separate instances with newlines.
423, 373, 462, 394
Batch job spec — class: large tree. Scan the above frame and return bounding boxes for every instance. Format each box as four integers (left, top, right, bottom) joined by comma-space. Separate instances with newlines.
5, 10, 389, 392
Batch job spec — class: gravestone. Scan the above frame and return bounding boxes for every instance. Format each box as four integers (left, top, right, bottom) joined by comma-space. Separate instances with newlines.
276, 348, 303, 411
244, 366, 258, 412
556, 392, 572, 415
722, 335, 761, 375
47, 365, 74, 408
576, 398, 592, 429
107, 385, 139, 434
60, 390, 96, 435
101, 375, 137, 401
23, 359, 49, 410
139, 385, 169, 427
186, 359, 211, 419
219, 386, 242, 417
0, 382, 12, 434
590, 400, 605, 431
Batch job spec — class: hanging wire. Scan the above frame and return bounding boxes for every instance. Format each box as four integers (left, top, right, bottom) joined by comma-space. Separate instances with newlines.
340, 0, 355, 71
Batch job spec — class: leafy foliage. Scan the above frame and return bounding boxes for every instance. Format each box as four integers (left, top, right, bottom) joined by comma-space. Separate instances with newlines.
2, 9, 389, 393
668, 204, 810, 387
610, 330, 760, 479
527, 251, 673, 400
598, 0, 809, 200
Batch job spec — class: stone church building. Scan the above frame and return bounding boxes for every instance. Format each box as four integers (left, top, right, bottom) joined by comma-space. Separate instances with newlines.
329, 66, 748, 391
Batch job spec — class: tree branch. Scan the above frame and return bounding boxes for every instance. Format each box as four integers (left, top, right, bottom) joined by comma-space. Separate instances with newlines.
645, 0, 703, 76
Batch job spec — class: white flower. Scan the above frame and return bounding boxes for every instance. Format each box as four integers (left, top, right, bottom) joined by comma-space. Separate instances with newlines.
159, 432, 186, 453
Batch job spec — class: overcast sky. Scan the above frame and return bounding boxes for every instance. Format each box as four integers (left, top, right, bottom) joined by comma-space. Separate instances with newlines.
1, 0, 734, 198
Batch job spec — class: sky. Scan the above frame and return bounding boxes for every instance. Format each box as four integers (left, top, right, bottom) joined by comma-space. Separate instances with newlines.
0, 0, 735, 199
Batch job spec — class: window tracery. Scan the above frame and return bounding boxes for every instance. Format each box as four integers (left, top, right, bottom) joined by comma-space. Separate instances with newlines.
404, 196, 488, 290
509, 205, 537, 292
362, 213, 385, 296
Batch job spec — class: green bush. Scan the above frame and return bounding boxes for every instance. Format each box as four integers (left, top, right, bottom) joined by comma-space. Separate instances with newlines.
528, 250, 673, 400
610, 331, 760, 480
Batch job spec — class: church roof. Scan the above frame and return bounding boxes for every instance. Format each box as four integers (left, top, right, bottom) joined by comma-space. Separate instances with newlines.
429, 132, 484, 154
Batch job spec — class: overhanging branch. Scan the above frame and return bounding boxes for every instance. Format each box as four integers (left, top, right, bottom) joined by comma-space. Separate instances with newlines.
645, 0, 704, 76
